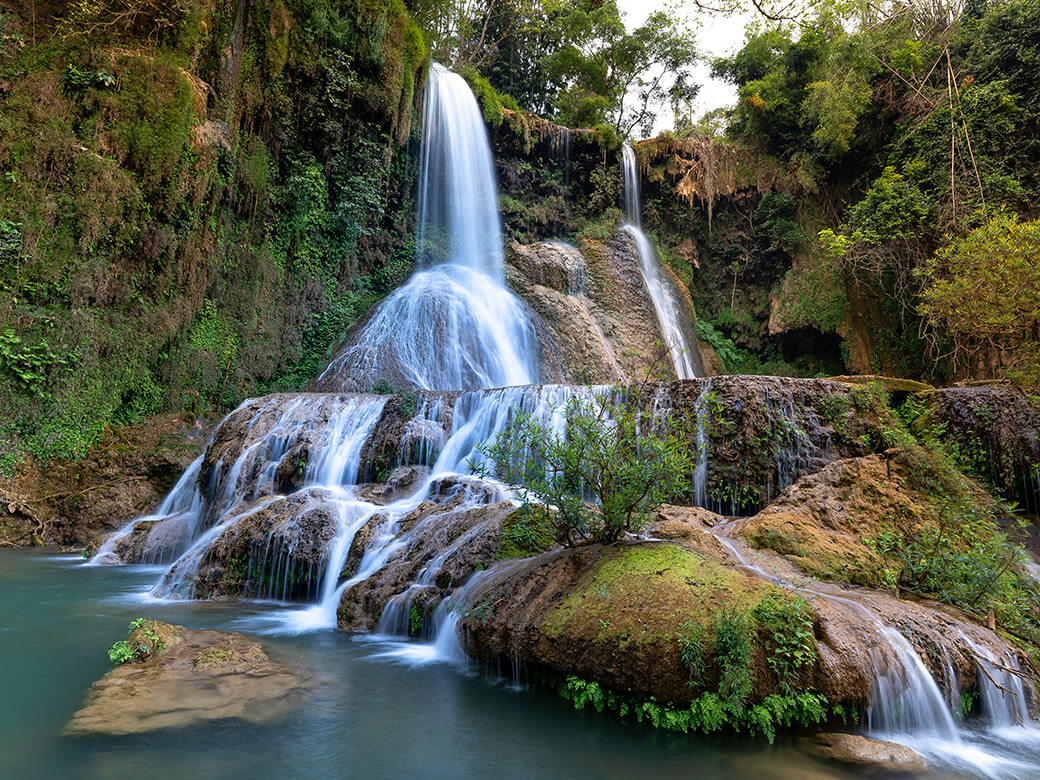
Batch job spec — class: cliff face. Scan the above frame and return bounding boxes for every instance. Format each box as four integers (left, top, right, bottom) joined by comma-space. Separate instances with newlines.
0, 0, 426, 469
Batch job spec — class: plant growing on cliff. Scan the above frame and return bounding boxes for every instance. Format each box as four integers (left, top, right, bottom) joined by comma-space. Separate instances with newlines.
752, 593, 817, 694
474, 389, 694, 545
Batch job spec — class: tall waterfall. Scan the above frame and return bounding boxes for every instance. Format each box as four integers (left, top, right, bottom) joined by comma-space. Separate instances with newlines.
620, 144, 700, 380
316, 64, 539, 392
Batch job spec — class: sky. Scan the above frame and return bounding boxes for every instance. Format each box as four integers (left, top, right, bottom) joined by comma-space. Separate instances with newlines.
616, 0, 755, 131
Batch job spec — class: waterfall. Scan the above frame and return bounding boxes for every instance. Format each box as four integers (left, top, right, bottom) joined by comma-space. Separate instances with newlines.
866, 626, 963, 742
692, 379, 713, 507
620, 145, 700, 380
315, 63, 539, 393
97, 64, 548, 623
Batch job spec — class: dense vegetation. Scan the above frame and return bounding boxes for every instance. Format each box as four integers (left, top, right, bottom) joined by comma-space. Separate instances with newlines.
0, 0, 425, 469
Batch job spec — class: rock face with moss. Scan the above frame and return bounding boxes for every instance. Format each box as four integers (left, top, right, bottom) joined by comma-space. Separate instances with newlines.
0, 1, 426, 473
926, 385, 1040, 513
457, 529, 1028, 731
65, 620, 311, 736
505, 236, 683, 384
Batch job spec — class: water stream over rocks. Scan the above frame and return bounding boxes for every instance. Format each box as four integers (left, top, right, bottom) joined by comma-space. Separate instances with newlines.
620, 144, 702, 380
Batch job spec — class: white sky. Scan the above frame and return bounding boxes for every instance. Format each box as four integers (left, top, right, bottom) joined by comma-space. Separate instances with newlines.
616, 0, 754, 132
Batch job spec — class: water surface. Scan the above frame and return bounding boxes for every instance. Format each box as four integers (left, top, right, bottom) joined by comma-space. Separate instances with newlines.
0, 551, 1002, 779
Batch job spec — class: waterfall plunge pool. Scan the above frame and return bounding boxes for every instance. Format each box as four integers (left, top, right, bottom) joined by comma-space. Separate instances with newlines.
1, 550, 1036, 780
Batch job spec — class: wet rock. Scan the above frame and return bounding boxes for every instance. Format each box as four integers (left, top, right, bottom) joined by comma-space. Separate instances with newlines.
104, 513, 197, 566
355, 466, 430, 505
65, 621, 311, 736
189, 488, 341, 600
667, 376, 880, 514
926, 385, 1040, 515
507, 233, 696, 384
337, 497, 518, 632
458, 535, 1026, 716
799, 733, 927, 774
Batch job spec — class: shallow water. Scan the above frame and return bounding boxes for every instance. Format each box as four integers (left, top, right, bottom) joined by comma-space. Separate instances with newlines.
0, 551, 1017, 779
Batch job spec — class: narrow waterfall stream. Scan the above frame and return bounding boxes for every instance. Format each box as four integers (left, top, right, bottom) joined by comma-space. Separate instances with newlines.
620, 144, 701, 379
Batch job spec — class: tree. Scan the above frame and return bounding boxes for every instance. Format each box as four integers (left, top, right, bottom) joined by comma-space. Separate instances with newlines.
545, 2, 699, 137
918, 212, 1040, 388
474, 388, 695, 545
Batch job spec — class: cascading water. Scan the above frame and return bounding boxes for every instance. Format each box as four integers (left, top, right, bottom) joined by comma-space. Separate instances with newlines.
620, 144, 701, 380
96, 64, 547, 635
316, 63, 539, 393
692, 378, 713, 507
87, 60, 1040, 775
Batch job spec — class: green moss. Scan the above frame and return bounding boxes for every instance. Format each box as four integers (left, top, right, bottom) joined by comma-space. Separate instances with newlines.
193, 648, 232, 665
541, 544, 766, 645
495, 506, 555, 560
0, 0, 428, 469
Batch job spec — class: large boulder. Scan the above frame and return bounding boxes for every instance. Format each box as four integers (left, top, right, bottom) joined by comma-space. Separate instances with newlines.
456, 534, 1025, 713
65, 621, 311, 736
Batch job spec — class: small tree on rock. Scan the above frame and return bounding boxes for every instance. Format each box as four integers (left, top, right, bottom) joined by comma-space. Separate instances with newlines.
474, 388, 694, 545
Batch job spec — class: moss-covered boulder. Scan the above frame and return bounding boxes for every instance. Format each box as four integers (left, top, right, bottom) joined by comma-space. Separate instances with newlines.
461, 542, 813, 707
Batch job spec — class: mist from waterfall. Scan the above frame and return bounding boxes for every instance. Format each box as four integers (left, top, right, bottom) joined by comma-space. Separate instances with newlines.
620, 144, 700, 380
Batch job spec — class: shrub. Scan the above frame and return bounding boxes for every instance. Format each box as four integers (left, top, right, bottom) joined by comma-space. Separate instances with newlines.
474, 388, 694, 545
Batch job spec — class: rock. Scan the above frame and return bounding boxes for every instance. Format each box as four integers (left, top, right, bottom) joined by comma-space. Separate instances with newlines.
926, 384, 1040, 514
799, 733, 927, 774
457, 532, 1026, 714
737, 456, 900, 586
65, 621, 311, 736
337, 493, 518, 633
188, 487, 342, 600
649, 504, 731, 557
1, 412, 208, 548
461, 541, 779, 705
826, 375, 935, 395
506, 232, 704, 384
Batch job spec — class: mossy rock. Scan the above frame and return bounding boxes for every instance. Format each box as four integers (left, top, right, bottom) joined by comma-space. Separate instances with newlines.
826, 375, 935, 394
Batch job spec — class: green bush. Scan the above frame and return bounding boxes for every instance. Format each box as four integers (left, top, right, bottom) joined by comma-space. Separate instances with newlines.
107, 618, 166, 665
475, 388, 695, 545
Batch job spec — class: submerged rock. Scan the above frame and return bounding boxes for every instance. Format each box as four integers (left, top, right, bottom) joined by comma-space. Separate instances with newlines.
799, 733, 927, 774
65, 621, 311, 736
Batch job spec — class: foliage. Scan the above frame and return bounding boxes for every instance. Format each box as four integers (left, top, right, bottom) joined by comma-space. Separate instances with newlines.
496, 504, 556, 559
711, 607, 754, 713
107, 617, 165, 664
852, 383, 1040, 641
677, 619, 706, 688
918, 213, 1040, 389
0, 0, 426, 467
545, 3, 699, 137
752, 592, 817, 694
419, 0, 697, 136
550, 672, 830, 743
474, 388, 695, 544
